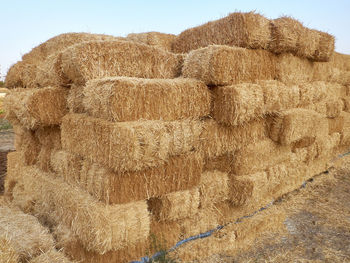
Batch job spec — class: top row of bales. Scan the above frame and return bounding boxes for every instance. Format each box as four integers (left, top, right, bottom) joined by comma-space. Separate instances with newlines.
5, 12, 342, 90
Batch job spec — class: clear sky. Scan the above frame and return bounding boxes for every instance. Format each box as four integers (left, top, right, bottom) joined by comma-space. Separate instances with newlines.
1, 0, 350, 80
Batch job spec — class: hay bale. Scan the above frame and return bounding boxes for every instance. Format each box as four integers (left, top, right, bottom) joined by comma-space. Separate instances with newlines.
275, 53, 314, 84
29, 250, 73, 263
340, 111, 350, 146
211, 83, 264, 126
4, 151, 22, 197
172, 12, 270, 53
298, 81, 328, 107
22, 33, 119, 63
199, 170, 229, 207
6, 33, 121, 89
212, 81, 302, 126
268, 109, 329, 146
35, 126, 62, 172
61, 114, 202, 172
4, 87, 68, 129
232, 139, 291, 175
332, 52, 350, 71
269, 16, 334, 61
66, 84, 85, 113
12, 166, 150, 254
148, 188, 199, 221
0, 237, 19, 263
200, 118, 267, 158
173, 206, 285, 261
12, 125, 40, 165
0, 203, 55, 261
60, 40, 183, 86
182, 45, 276, 86
83, 77, 211, 122
126, 32, 176, 51
51, 150, 203, 204
203, 154, 235, 173
328, 116, 344, 134
259, 80, 300, 113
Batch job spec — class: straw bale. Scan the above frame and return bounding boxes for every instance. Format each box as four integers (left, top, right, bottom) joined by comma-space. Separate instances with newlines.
173, 206, 285, 261
342, 96, 350, 113
83, 77, 211, 122
268, 109, 328, 146
328, 116, 344, 134
298, 81, 328, 107
5, 62, 38, 89
51, 150, 203, 204
0, 237, 19, 263
4, 151, 22, 197
232, 139, 291, 175
211, 83, 264, 126
126, 32, 176, 51
275, 53, 314, 85
199, 171, 229, 207
50, 151, 83, 184
7, 33, 121, 89
203, 154, 235, 173
332, 52, 350, 71
12, 166, 150, 253
148, 188, 199, 221
4, 87, 68, 129
269, 17, 334, 61
35, 126, 62, 172
29, 249, 73, 263
0, 203, 55, 261
5, 62, 24, 88
340, 112, 350, 146
64, 84, 83, 113
258, 80, 300, 113
182, 45, 276, 86
12, 125, 40, 165
60, 40, 183, 86
200, 118, 267, 158
61, 113, 202, 172
172, 12, 270, 53
22, 33, 119, 63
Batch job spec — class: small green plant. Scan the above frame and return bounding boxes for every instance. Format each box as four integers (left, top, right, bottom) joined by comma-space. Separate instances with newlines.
146, 233, 177, 263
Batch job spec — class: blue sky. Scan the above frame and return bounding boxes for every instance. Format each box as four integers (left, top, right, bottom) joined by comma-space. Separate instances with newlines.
1, 0, 350, 80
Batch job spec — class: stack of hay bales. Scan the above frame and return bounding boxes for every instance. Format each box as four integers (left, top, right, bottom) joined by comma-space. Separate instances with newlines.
3, 12, 350, 262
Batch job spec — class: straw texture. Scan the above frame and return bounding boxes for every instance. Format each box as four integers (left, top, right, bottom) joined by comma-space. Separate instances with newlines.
61, 113, 202, 172
4, 87, 68, 129
11, 165, 150, 254
270, 16, 334, 61
83, 77, 211, 121
182, 45, 276, 86
0, 203, 55, 261
172, 12, 270, 53
60, 40, 183, 86
51, 150, 203, 204
126, 32, 176, 51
